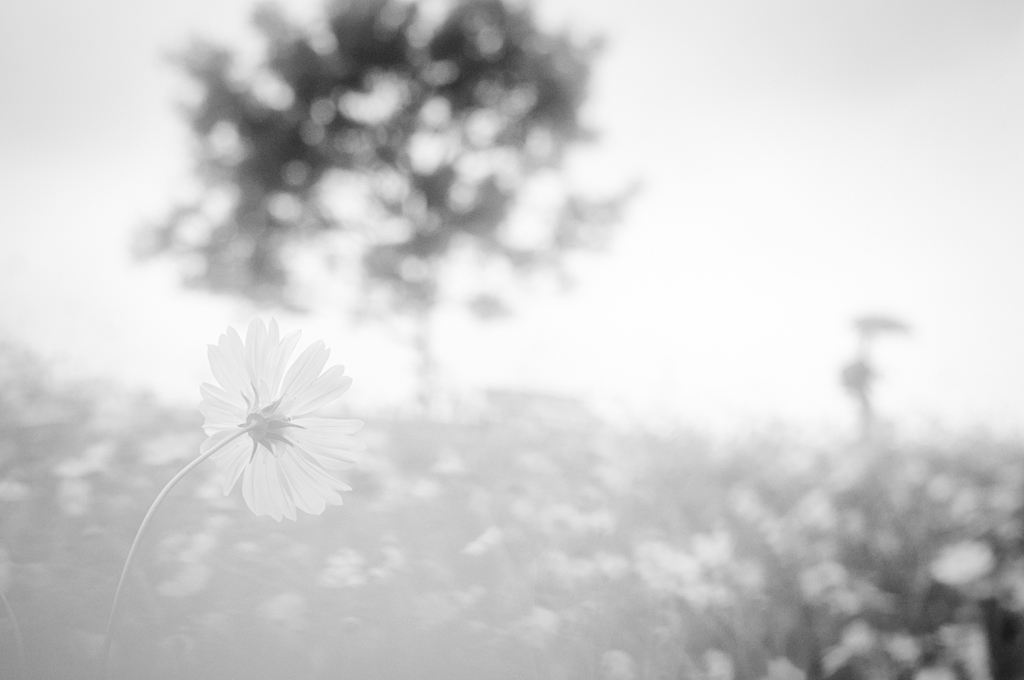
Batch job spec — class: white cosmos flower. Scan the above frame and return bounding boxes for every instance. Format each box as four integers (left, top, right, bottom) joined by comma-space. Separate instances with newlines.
199, 318, 364, 521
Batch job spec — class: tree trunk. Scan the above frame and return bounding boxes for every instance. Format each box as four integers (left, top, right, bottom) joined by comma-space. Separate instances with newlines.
982, 598, 1024, 680
414, 303, 436, 416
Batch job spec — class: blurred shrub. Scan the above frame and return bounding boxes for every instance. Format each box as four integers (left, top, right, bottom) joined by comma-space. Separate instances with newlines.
1, 342, 1022, 679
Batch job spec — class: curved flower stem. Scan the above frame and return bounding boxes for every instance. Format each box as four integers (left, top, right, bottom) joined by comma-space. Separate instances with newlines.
100, 427, 254, 676
0, 587, 26, 680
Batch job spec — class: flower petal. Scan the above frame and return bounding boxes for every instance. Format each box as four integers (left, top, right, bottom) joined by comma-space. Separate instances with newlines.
288, 428, 363, 470
278, 454, 328, 515
211, 327, 256, 403
285, 367, 352, 416
291, 449, 352, 493
290, 454, 345, 506
279, 341, 329, 400
250, 319, 275, 403
207, 344, 247, 400
290, 446, 354, 471
271, 330, 301, 398
265, 455, 297, 521
243, 453, 282, 521
198, 404, 240, 430
289, 429, 364, 455
241, 456, 263, 518
222, 327, 251, 386
210, 435, 252, 495
200, 382, 246, 413
244, 319, 260, 377
290, 418, 364, 435
252, 318, 300, 400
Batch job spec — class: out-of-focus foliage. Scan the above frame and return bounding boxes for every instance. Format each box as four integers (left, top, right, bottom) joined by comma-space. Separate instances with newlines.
2, 342, 1023, 679
141, 0, 629, 316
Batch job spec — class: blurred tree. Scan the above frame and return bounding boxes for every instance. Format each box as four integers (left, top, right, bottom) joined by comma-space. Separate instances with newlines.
140, 0, 631, 409
840, 314, 909, 440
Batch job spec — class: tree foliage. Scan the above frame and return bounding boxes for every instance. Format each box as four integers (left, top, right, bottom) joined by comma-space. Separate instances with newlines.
143, 0, 628, 315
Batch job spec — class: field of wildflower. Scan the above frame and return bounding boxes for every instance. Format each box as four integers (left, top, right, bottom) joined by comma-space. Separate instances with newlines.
0, 340, 1021, 680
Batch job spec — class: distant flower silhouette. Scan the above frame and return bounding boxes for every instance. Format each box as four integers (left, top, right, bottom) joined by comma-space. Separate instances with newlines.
200, 318, 364, 521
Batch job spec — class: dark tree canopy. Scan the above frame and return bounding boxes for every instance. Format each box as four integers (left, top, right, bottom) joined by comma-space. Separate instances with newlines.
144, 0, 628, 316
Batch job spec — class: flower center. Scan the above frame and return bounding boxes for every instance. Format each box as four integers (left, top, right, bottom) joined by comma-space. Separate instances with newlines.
239, 388, 304, 459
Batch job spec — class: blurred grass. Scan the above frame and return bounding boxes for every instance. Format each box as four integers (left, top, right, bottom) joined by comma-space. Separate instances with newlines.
0, 342, 1021, 680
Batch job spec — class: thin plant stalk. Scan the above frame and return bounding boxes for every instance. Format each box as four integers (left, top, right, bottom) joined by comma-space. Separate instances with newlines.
0, 587, 26, 680
100, 426, 254, 674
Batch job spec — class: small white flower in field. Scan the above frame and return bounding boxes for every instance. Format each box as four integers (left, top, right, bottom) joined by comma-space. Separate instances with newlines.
600, 650, 637, 680
199, 318, 364, 521
460, 526, 503, 557
929, 540, 994, 586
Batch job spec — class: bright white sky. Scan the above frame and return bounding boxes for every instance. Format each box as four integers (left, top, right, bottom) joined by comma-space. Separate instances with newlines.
2, 0, 1024, 435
